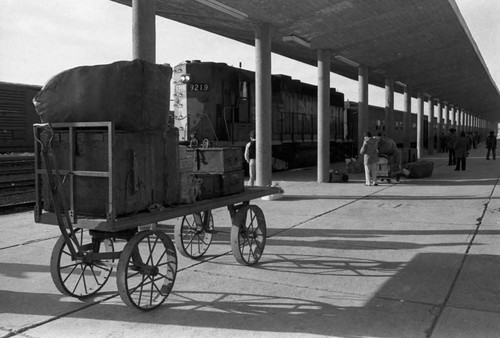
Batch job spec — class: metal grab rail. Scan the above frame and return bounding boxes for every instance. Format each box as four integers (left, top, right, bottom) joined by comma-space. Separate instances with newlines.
33, 123, 82, 258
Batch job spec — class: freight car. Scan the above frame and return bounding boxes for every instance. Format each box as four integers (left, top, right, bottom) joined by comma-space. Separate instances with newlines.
172, 61, 352, 170
0, 81, 42, 154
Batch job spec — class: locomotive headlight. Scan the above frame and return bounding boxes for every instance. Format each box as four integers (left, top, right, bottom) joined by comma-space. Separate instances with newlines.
180, 74, 191, 83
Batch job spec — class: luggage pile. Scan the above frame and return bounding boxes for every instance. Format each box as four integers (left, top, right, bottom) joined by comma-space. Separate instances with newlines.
33, 60, 201, 218
403, 160, 434, 178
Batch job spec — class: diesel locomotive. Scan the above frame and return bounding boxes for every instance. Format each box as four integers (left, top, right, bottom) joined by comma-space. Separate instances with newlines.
172, 60, 351, 169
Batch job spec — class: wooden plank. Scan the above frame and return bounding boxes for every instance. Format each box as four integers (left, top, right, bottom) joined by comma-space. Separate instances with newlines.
37, 186, 282, 232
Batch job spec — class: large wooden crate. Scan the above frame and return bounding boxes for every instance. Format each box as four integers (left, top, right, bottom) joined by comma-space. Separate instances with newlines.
221, 170, 244, 196
38, 123, 179, 219
193, 147, 243, 174
178, 170, 244, 204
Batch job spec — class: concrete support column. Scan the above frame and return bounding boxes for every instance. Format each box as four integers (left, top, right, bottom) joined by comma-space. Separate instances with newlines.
403, 84, 411, 148
458, 108, 462, 130
132, 0, 156, 62
417, 93, 424, 159
436, 99, 442, 152
317, 49, 331, 183
457, 108, 462, 131
451, 106, 456, 129
254, 23, 272, 187
461, 109, 465, 131
358, 65, 369, 149
384, 77, 394, 138
428, 96, 434, 155
445, 103, 450, 133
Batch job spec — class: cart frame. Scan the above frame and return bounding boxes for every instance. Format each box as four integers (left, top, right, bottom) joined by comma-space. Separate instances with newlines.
33, 122, 282, 310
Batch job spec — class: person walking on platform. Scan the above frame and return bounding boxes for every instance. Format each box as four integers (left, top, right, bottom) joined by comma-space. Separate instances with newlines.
244, 130, 256, 186
447, 128, 457, 166
454, 131, 470, 171
360, 132, 379, 186
440, 132, 447, 153
486, 130, 497, 160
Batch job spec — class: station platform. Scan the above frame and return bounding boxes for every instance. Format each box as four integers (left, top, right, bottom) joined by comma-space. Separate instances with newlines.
1, 146, 499, 338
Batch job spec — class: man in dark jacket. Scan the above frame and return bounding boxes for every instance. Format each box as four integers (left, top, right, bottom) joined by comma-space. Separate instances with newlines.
486, 130, 497, 160
454, 131, 470, 171
447, 129, 457, 165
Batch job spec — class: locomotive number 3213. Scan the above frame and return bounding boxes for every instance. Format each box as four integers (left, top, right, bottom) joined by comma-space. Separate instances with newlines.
189, 83, 209, 91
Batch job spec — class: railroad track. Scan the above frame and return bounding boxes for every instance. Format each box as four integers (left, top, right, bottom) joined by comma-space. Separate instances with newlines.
0, 155, 35, 211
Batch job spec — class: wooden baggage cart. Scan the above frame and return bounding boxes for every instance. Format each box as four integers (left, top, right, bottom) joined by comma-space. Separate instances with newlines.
33, 122, 282, 311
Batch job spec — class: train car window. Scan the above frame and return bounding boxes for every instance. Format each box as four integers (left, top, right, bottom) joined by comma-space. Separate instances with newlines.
239, 81, 248, 100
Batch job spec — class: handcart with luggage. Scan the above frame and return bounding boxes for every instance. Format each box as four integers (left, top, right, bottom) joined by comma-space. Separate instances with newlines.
375, 137, 404, 183
33, 122, 282, 311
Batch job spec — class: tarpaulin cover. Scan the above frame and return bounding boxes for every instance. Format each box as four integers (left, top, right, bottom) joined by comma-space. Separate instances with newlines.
403, 160, 434, 178
33, 59, 171, 131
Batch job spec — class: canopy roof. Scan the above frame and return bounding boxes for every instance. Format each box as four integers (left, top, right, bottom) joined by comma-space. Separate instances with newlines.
112, 0, 500, 123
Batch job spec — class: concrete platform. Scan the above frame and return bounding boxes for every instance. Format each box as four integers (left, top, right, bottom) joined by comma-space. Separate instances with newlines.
1, 147, 499, 338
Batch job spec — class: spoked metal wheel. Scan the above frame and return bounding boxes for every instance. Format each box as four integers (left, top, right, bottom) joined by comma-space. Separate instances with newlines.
116, 230, 177, 311
50, 228, 114, 298
174, 210, 214, 258
230, 205, 266, 265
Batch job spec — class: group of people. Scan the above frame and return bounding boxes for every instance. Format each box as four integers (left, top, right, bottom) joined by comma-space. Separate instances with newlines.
246, 128, 496, 187
440, 131, 480, 153
360, 129, 498, 185
446, 129, 497, 170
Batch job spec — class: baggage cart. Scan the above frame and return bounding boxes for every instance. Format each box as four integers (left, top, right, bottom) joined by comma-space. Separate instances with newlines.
376, 153, 404, 183
33, 122, 282, 311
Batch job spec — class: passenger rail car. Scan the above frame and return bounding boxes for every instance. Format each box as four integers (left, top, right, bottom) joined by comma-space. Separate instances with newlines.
345, 101, 431, 149
0, 82, 41, 154
172, 61, 349, 169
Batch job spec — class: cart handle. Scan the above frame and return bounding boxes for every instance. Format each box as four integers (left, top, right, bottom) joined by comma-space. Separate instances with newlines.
33, 123, 53, 151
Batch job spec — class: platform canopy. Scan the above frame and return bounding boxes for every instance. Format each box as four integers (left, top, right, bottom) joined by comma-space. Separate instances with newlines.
111, 0, 500, 123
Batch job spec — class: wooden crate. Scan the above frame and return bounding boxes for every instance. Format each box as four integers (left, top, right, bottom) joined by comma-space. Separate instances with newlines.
178, 145, 195, 172
220, 170, 244, 196
39, 124, 179, 218
195, 173, 222, 200
193, 147, 243, 174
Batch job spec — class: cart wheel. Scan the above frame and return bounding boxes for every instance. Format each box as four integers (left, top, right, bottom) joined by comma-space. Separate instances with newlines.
50, 228, 114, 298
117, 230, 177, 311
174, 210, 214, 259
230, 205, 266, 266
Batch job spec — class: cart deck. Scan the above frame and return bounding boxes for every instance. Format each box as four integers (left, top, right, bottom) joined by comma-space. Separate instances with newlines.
36, 186, 282, 231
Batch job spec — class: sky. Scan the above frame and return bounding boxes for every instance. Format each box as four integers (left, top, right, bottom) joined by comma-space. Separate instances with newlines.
1, 0, 499, 112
